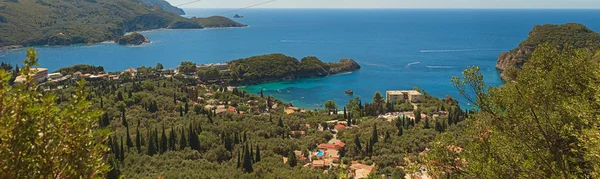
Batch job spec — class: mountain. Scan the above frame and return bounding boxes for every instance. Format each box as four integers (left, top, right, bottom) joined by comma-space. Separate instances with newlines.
0, 0, 245, 48
497, 23, 600, 80
138, 0, 185, 15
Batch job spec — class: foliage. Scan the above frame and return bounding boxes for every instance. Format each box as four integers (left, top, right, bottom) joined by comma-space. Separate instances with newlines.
428, 45, 600, 178
0, 48, 109, 178
56, 64, 105, 75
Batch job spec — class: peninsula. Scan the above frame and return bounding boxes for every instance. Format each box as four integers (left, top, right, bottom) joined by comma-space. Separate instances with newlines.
177, 54, 362, 85
0, 0, 246, 48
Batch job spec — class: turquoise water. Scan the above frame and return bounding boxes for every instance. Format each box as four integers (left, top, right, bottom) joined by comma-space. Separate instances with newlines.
2, 9, 600, 109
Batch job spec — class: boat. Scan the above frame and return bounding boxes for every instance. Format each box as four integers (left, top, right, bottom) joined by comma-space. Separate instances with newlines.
345, 90, 354, 95
234, 14, 244, 18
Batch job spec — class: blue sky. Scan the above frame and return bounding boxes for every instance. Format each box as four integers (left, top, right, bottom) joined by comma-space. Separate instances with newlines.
166, 0, 600, 9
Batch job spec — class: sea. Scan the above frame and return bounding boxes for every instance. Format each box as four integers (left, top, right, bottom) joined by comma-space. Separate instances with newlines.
1, 9, 599, 109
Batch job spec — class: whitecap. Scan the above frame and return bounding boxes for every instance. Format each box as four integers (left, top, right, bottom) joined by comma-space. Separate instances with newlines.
405, 61, 420, 68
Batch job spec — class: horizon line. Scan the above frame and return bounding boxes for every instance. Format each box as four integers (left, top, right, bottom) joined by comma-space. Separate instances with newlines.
181, 7, 600, 10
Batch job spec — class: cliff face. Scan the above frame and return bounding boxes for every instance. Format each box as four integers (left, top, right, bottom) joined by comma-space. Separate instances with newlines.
496, 23, 600, 81
116, 33, 150, 46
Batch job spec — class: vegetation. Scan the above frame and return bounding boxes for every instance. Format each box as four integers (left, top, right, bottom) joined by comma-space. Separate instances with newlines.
138, 0, 185, 15
0, 0, 245, 47
116, 32, 149, 45
56, 64, 105, 75
227, 54, 360, 85
0, 49, 109, 178
427, 45, 600, 178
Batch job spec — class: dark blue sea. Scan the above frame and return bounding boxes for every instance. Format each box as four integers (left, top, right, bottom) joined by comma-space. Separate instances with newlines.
2, 9, 600, 109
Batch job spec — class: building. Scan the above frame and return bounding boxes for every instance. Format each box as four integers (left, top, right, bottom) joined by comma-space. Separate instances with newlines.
386, 90, 423, 103
14, 68, 48, 84
350, 163, 376, 179
197, 63, 228, 71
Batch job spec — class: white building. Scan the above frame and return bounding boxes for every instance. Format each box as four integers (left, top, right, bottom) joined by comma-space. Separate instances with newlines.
386, 90, 422, 103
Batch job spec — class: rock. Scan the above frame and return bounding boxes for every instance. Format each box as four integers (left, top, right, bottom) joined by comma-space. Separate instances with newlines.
116, 33, 149, 46
329, 59, 361, 74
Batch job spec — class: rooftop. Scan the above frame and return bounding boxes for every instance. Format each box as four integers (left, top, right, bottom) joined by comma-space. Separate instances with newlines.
386, 90, 421, 95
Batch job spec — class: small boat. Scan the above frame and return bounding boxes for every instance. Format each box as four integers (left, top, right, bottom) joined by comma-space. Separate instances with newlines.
345, 90, 354, 95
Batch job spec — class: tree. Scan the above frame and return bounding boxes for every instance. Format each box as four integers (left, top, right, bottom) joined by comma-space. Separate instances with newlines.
384, 131, 391, 142
160, 126, 168, 154
126, 125, 133, 149
0, 48, 109, 178
255, 145, 261, 162
155, 63, 164, 70
136, 125, 142, 153
324, 100, 337, 113
414, 107, 421, 124
189, 126, 201, 152
424, 118, 430, 129
184, 101, 189, 114
147, 130, 157, 156
429, 45, 600, 178
288, 151, 297, 167
169, 127, 177, 151
371, 124, 378, 144
354, 135, 362, 152
243, 143, 253, 172
179, 105, 184, 117
397, 126, 403, 136
179, 128, 187, 150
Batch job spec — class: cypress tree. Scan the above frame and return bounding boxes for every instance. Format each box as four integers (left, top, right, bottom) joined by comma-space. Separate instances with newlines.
173, 93, 177, 104
121, 109, 128, 127
354, 135, 362, 152
136, 126, 141, 153
153, 128, 159, 154
242, 143, 253, 172
189, 126, 201, 152
184, 101, 189, 114
119, 137, 125, 162
278, 116, 283, 128
179, 105, 184, 117
160, 125, 168, 154
179, 128, 187, 150
255, 144, 261, 162
288, 151, 297, 167
343, 107, 347, 119
234, 132, 239, 145
126, 125, 133, 149
147, 130, 156, 156
371, 124, 378, 144
237, 151, 241, 168
100, 97, 104, 109
249, 145, 254, 163
117, 91, 123, 101
435, 120, 443, 133
397, 126, 403, 136
414, 108, 421, 124
424, 118, 431, 129
260, 89, 264, 98
169, 127, 177, 151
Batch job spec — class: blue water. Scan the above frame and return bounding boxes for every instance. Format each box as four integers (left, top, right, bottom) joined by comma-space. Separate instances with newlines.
1, 9, 599, 109
317, 151, 324, 157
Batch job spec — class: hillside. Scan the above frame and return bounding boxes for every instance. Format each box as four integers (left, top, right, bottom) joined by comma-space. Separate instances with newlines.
496, 23, 600, 80
227, 54, 361, 84
139, 0, 185, 15
0, 0, 245, 47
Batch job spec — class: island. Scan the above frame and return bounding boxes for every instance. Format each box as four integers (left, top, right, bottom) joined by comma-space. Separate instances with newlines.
177, 54, 361, 85
116, 33, 150, 46
496, 23, 600, 81
0, 0, 246, 48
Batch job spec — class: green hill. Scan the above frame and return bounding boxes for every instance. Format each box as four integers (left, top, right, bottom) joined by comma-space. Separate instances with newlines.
227, 54, 361, 84
138, 0, 185, 15
496, 23, 600, 80
0, 0, 245, 47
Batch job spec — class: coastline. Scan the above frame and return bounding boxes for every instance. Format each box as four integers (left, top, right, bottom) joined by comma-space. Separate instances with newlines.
0, 25, 249, 52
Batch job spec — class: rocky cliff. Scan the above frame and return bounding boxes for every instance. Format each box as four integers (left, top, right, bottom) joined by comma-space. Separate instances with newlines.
496, 23, 600, 81
116, 33, 150, 46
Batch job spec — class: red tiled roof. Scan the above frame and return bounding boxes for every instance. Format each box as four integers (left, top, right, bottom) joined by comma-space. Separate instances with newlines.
318, 143, 338, 150
335, 124, 346, 130
335, 141, 346, 148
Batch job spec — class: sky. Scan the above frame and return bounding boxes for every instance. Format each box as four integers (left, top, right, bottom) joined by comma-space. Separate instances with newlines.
166, 0, 600, 9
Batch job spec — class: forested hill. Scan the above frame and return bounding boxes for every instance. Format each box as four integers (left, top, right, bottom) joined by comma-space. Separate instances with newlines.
227, 54, 361, 85
496, 23, 600, 80
139, 0, 185, 15
0, 0, 245, 48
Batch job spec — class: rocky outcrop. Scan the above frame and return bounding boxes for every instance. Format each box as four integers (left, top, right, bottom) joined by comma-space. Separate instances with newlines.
116, 33, 150, 45
329, 59, 361, 74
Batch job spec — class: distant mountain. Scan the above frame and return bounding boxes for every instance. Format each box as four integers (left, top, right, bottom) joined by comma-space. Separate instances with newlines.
497, 23, 600, 80
0, 0, 245, 48
138, 0, 185, 15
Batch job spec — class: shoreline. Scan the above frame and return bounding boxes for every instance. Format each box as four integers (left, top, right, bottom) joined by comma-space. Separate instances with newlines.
0, 26, 248, 52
